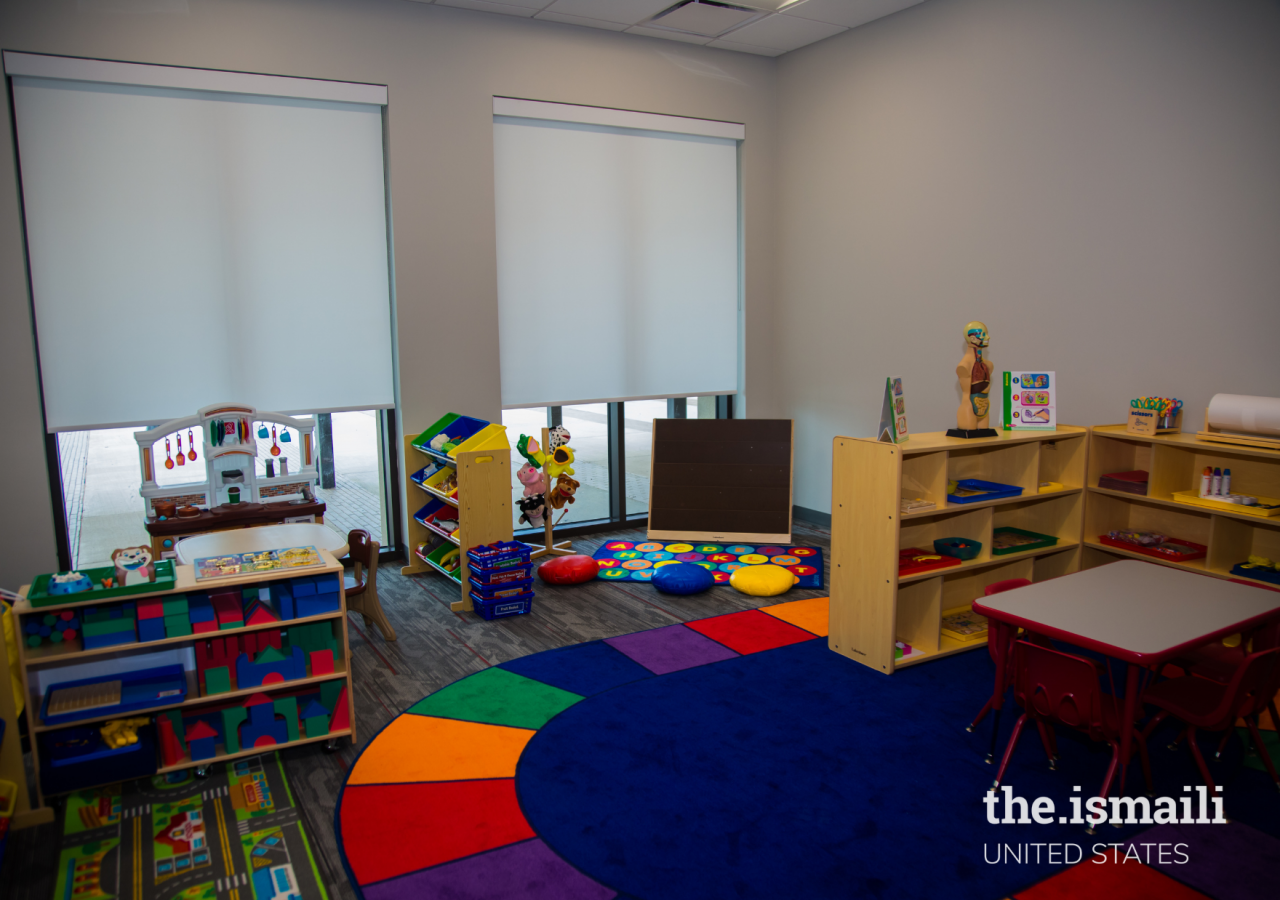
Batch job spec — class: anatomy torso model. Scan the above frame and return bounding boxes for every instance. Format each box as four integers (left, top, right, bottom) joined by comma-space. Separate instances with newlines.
956, 321, 992, 431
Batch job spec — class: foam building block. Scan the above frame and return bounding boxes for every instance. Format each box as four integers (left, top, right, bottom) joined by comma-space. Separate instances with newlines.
287, 622, 338, 660
309, 649, 335, 676
329, 685, 350, 733
188, 593, 216, 633
320, 680, 343, 712
81, 604, 138, 649
244, 601, 278, 627
186, 720, 218, 761
137, 598, 164, 621
272, 582, 296, 621
235, 644, 306, 689
273, 696, 300, 742
204, 666, 232, 695
162, 596, 189, 618
157, 710, 186, 767
295, 575, 342, 618
211, 592, 244, 629
138, 617, 166, 642
196, 635, 239, 692
301, 700, 329, 738
164, 614, 192, 638
221, 706, 248, 754
240, 693, 288, 748
192, 619, 218, 635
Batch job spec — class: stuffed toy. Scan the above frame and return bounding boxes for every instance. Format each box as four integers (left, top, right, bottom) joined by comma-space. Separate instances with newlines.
518, 494, 546, 527
547, 425, 571, 450
549, 474, 579, 509
516, 463, 545, 497
517, 434, 545, 468
112, 546, 156, 587
544, 445, 576, 479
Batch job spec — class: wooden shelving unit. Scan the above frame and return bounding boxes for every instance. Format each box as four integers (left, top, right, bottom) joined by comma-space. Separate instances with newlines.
400, 426, 514, 613
829, 426, 1088, 673
1081, 425, 1280, 586
14, 551, 355, 810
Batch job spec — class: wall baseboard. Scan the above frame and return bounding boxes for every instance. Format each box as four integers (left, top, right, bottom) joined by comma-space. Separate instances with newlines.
793, 505, 831, 527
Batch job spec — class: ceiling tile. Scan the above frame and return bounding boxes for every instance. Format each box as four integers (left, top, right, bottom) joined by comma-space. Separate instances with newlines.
435, 0, 543, 14
732, 0, 802, 9
781, 0, 925, 29
625, 24, 714, 45
535, 9, 629, 31
722, 11, 843, 49
650, 1, 761, 37
543, 0, 673, 25
706, 38, 784, 56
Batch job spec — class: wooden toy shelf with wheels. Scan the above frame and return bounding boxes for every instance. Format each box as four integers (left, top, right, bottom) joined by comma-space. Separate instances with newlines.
829, 426, 1088, 673
401, 413, 515, 612
1082, 425, 1280, 586
13, 552, 356, 810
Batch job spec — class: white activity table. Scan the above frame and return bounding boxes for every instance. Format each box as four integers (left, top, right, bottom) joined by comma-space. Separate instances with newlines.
175, 522, 349, 565
972, 560, 1280, 792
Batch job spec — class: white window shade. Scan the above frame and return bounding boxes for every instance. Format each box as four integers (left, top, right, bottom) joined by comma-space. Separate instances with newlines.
8, 54, 394, 431
493, 101, 741, 409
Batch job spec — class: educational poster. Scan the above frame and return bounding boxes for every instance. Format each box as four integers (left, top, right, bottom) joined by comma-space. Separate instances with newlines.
1003, 371, 1056, 430
878, 377, 908, 444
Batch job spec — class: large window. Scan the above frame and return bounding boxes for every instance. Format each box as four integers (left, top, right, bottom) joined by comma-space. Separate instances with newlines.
57, 413, 393, 569
502, 396, 726, 536
493, 100, 742, 535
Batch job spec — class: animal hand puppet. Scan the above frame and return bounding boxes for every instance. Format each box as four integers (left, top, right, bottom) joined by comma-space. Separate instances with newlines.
550, 474, 579, 509
547, 425, 571, 450
544, 445, 576, 479
516, 463, 545, 497
518, 494, 546, 527
517, 434, 545, 469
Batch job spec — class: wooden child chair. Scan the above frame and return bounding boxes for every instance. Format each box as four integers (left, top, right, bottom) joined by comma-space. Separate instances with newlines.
345, 529, 396, 641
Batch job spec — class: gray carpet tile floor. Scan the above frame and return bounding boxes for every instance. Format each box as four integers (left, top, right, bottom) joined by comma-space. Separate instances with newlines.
2, 522, 831, 900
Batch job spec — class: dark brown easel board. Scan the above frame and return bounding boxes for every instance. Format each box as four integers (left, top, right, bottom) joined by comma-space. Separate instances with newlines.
647, 418, 793, 543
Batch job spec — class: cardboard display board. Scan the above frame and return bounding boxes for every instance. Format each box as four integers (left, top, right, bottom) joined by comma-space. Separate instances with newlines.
647, 419, 793, 543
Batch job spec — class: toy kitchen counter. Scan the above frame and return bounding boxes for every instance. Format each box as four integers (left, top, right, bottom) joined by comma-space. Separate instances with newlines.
146, 499, 328, 561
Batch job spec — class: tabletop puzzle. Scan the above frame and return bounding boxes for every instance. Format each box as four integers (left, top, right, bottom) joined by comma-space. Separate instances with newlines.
592, 541, 824, 588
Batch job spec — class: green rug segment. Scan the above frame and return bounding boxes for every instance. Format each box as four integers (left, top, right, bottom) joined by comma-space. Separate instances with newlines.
1239, 725, 1279, 773
407, 667, 583, 730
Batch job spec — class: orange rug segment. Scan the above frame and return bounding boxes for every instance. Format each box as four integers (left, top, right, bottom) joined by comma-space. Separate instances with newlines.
760, 596, 830, 637
348, 714, 534, 785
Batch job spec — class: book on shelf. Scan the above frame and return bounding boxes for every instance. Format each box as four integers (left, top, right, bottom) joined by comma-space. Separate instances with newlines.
1098, 470, 1149, 495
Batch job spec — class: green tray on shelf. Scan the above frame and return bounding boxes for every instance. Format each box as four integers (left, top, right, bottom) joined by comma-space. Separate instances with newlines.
27, 560, 177, 608
991, 527, 1058, 556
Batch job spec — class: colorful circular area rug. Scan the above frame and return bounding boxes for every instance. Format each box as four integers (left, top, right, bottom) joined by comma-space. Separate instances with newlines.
335, 597, 1280, 900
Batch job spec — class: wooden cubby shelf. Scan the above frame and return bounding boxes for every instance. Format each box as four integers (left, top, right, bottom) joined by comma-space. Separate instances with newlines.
829, 426, 1088, 674
401, 414, 515, 613
1083, 424, 1280, 588
14, 552, 356, 808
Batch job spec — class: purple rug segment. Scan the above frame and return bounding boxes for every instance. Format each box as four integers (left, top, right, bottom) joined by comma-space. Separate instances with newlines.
1141, 821, 1280, 900
361, 838, 616, 900
605, 623, 738, 675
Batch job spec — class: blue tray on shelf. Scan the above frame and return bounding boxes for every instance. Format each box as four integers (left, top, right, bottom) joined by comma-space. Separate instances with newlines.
39, 663, 187, 727
947, 479, 1023, 504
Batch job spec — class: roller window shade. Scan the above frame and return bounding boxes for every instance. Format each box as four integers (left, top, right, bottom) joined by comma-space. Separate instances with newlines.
493, 100, 741, 409
7, 54, 394, 431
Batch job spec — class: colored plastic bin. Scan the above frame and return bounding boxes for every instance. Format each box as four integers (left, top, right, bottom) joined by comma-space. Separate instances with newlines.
468, 576, 534, 602
469, 562, 533, 585
467, 542, 532, 571
471, 592, 533, 620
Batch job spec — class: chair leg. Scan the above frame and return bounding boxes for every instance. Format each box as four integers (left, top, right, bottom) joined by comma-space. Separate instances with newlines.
1098, 741, 1121, 801
1214, 728, 1235, 760
1133, 730, 1154, 796
1034, 719, 1058, 769
1244, 716, 1280, 790
993, 713, 1029, 788
363, 583, 397, 642
968, 696, 993, 733
1140, 709, 1169, 742
1183, 727, 1217, 793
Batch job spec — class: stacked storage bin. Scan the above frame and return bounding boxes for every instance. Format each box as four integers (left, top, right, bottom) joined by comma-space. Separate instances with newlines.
466, 542, 533, 620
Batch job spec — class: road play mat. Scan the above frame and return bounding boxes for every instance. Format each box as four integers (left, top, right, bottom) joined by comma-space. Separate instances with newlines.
53, 752, 327, 900
592, 541, 824, 588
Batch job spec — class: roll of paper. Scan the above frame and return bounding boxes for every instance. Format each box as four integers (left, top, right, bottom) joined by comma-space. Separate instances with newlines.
1206, 394, 1280, 437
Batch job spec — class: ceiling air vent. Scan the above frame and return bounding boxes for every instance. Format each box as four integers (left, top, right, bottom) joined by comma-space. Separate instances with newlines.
647, 1, 764, 38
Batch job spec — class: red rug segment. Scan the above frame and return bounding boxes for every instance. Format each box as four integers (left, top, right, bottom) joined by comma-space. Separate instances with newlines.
1015, 854, 1211, 899
685, 608, 818, 655
340, 778, 536, 886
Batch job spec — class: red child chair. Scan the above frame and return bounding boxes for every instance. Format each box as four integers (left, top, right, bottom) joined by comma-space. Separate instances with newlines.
993, 640, 1153, 809
969, 579, 1034, 762
1141, 646, 1280, 794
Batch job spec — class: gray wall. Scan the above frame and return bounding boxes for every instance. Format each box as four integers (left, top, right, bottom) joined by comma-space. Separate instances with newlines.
776, 0, 1280, 512
0, 0, 780, 585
